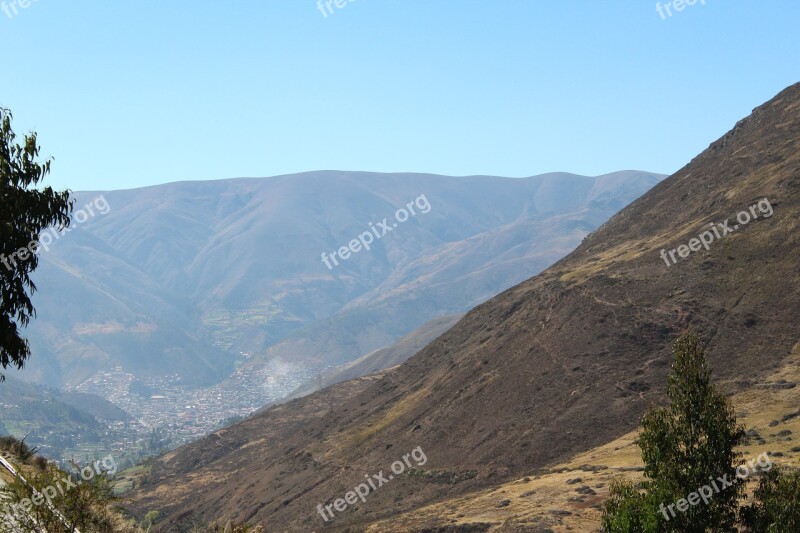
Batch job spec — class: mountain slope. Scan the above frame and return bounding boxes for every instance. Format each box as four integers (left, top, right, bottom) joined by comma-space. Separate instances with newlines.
282, 313, 463, 402
364, 342, 800, 531
18, 171, 662, 389
0, 375, 130, 459
125, 82, 800, 532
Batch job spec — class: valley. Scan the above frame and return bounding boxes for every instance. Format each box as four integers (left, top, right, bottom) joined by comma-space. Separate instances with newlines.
3, 171, 663, 468
2, 5, 798, 530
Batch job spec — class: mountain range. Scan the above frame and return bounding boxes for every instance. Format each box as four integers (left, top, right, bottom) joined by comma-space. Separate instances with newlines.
123, 83, 800, 531
15, 171, 663, 393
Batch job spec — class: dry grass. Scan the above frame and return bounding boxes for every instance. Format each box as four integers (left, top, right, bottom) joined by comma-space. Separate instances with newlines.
367, 344, 800, 531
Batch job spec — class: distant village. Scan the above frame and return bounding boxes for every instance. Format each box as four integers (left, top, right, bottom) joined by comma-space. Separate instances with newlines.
38, 361, 333, 468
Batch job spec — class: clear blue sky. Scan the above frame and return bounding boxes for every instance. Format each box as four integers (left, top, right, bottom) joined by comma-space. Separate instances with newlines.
1, 1, 798, 191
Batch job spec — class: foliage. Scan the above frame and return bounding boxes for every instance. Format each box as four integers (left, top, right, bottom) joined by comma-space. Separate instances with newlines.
740, 467, 800, 532
0, 463, 138, 532
601, 332, 746, 532
140, 510, 160, 530
0, 107, 72, 380
601, 478, 660, 532
0, 434, 40, 463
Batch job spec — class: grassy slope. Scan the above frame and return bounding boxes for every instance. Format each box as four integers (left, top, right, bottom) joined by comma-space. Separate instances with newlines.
124, 84, 800, 532
367, 342, 800, 531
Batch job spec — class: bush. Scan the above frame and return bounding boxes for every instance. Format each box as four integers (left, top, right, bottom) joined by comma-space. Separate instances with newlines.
141, 510, 160, 530
0, 434, 40, 462
0, 460, 140, 532
740, 467, 800, 531
32, 455, 49, 471
601, 478, 660, 532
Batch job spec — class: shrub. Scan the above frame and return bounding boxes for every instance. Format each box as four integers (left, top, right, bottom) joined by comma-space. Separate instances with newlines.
740, 467, 800, 531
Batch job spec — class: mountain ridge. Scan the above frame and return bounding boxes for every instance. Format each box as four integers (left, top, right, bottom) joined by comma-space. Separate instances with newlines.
125, 82, 800, 531
16, 171, 662, 391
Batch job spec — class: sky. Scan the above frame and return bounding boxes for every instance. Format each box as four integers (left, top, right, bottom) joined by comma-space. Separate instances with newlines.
0, 1, 798, 191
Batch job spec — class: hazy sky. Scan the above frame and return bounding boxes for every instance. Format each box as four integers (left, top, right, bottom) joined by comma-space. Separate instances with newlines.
1, 1, 798, 191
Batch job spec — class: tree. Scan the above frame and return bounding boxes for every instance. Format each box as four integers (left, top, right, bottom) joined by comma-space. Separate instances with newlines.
740, 467, 800, 531
0, 107, 72, 381
600, 477, 660, 532
602, 332, 746, 532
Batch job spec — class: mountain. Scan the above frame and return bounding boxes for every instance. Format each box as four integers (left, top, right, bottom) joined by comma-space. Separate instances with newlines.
16, 171, 663, 391
280, 313, 463, 403
124, 83, 800, 531
363, 342, 800, 530
0, 375, 130, 460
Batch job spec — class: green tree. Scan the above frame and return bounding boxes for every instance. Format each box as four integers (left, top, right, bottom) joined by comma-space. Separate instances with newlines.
740, 467, 800, 531
0, 107, 72, 381
601, 477, 661, 532
602, 332, 746, 532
